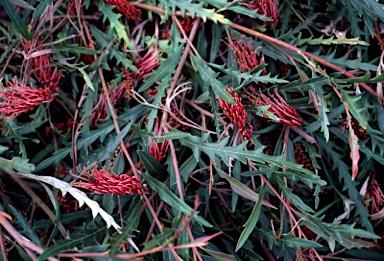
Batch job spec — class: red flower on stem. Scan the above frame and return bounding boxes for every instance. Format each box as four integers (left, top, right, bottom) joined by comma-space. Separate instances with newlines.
252, 90, 304, 127
133, 46, 161, 78
149, 119, 170, 162
241, 0, 279, 27
367, 176, 384, 214
104, 0, 141, 20
228, 37, 264, 73
91, 85, 125, 127
23, 40, 62, 93
73, 164, 144, 195
218, 88, 253, 140
0, 80, 53, 119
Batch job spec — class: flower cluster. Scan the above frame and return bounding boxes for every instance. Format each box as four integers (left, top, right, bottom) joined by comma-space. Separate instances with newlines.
133, 46, 161, 78
0, 80, 53, 119
22, 40, 62, 93
252, 90, 304, 127
149, 120, 170, 162
104, 0, 141, 20
90, 86, 125, 127
73, 164, 144, 195
228, 37, 264, 73
367, 176, 384, 214
241, 0, 279, 27
218, 88, 253, 139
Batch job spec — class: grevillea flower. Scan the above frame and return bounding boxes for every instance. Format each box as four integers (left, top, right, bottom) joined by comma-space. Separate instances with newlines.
0, 80, 53, 119
73, 164, 144, 195
22, 40, 62, 93
162, 18, 195, 39
228, 37, 264, 73
133, 46, 161, 78
218, 88, 253, 139
91, 85, 125, 127
252, 90, 304, 127
149, 120, 170, 162
104, 0, 141, 20
367, 177, 384, 213
241, 0, 279, 27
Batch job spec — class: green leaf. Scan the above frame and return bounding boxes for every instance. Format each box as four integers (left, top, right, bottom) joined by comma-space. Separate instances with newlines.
216, 168, 276, 209
235, 185, 265, 251
99, 122, 133, 161
279, 234, 322, 248
192, 55, 235, 104
89, 24, 136, 70
142, 172, 212, 227
138, 150, 166, 176
78, 67, 95, 91
160, 0, 230, 24
179, 155, 198, 182
109, 201, 142, 258
179, 131, 317, 176
0, 145, 9, 154
341, 90, 367, 129
138, 45, 183, 92
39, 227, 107, 260
32, 0, 52, 21
201, 248, 236, 261
2, 0, 32, 39
9, 0, 35, 10
9, 205, 43, 246
275, 176, 314, 213
295, 210, 378, 252
34, 148, 70, 172
100, 4, 130, 46
0, 156, 35, 173
77, 123, 115, 150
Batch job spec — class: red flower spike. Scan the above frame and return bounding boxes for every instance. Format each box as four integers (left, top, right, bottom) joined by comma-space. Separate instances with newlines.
91, 86, 125, 127
133, 46, 161, 78
241, 0, 279, 27
104, 0, 141, 20
218, 88, 253, 140
253, 90, 304, 127
149, 120, 170, 162
0, 80, 53, 119
73, 164, 144, 195
22, 40, 62, 93
367, 177, 384, 214
228, 37, 264, 73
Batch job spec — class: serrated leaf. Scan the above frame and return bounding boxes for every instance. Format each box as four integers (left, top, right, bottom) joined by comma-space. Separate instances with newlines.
179, 131, 317, 176
16, 173, 122, 232
137, 150, 165, 176
0, 156, 35, 173
279, 234, 322, 248
100, 4, 130, 46
235, 185, 265, 251
89, 24, 136, 70
9, 205, 43, 246
2, 0, 32, 39
109, 201, 141, 258
192, 55, 235, 103
341, 90, 367, 129
138, 45, 182, 92
295, 210, 378, 252
275, 176, 314, 213
179, 155, 198, 182
143, 172, 212, 227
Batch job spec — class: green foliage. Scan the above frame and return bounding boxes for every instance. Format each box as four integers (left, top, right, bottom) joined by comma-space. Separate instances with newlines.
1, 0, 384, 260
